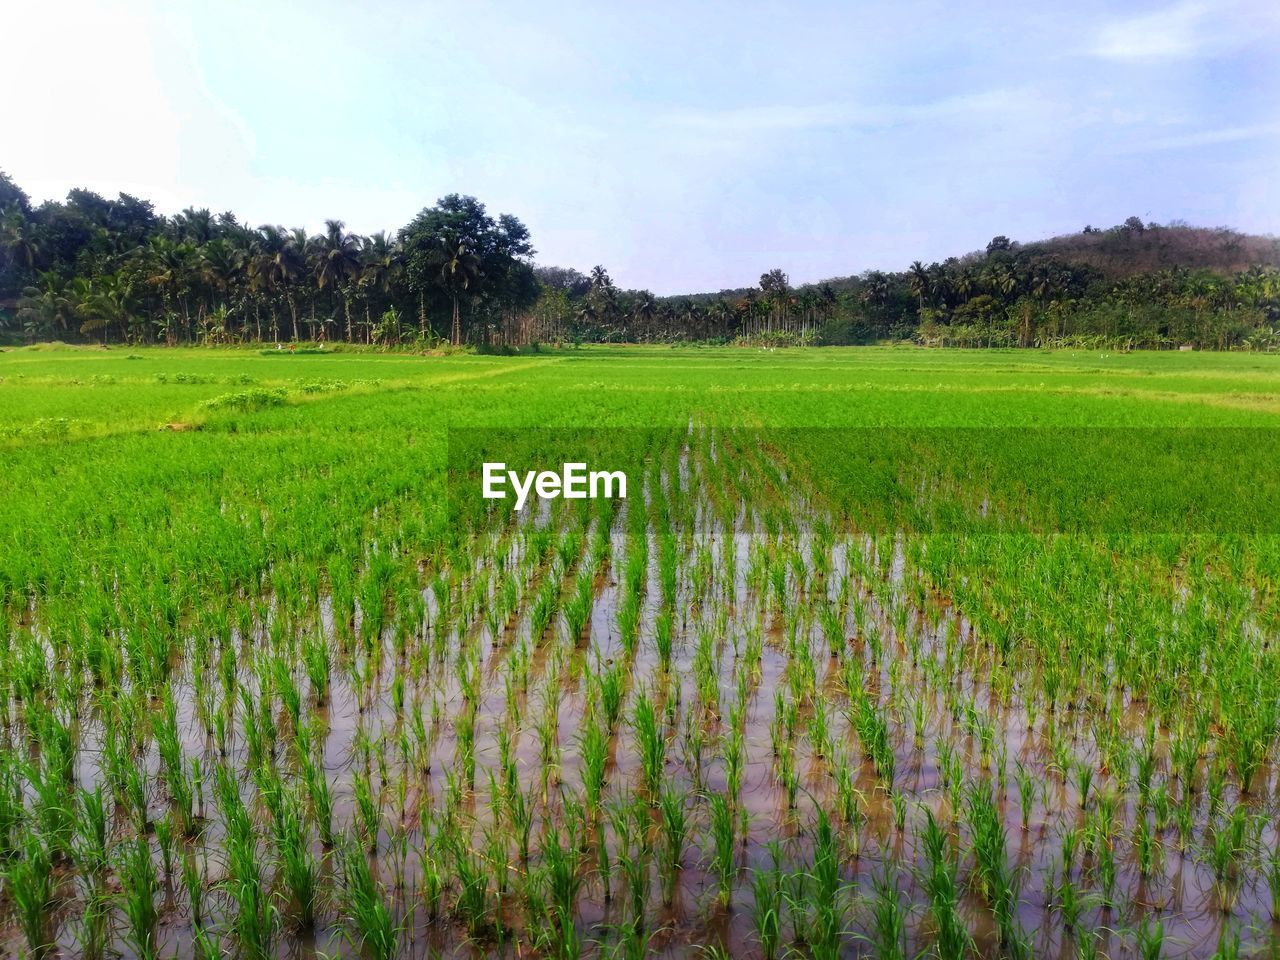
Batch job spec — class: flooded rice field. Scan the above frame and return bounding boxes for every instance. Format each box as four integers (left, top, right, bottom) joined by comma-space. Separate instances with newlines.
3, 425, 1280, 960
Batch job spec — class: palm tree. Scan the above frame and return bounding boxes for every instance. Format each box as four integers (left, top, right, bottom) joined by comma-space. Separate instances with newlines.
360, 231, 402, 342
735, 292, 757, 337
16, 273, 74, 341
361, 232, 402, 293
862, 271, 891, 311
242, 226, 308, 341
708, 298, 732, 339
1031, 267, 1053, 301
172, 207, 215, 244
589, 265, 612, 291
200, 239, 245, 337
143, 236, 196, 341
574, 299, 597, 335
313, 220, 362, 341
0, 209, 41, 273
631, 291, 657, 341
996, 266, 1017, 296
440, 237, 480, 345
927, 263, 948, 308
908, 261, 930, 309
680, 301, 702, 340
818, 284, 838, 324
601, 285, 622, 336
282, 228, 311, 340
73, 275, 133, 344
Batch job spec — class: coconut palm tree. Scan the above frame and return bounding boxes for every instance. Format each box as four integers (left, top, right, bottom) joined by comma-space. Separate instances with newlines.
313, 220, 363, 341
243, 226, 308, 341
996, 266, 1018, 296
172, 207, 215, 244
707, 298, 732, 339
16, 273, 74, 341
631, 291, 658, 341
440, 237, 480, 345
589, 265, 612, 291
0, 209, 41, 274
573, 299, 598, 340
679, 300, 702, 340
359, 231, 403, 341
908, 261, 930, 309
73, 274, 133, 344
862, 271, 891, 315
200, 239, 245, 337
143, 236, 196, 340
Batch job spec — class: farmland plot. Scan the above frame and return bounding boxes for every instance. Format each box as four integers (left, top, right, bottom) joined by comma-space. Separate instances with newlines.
1, 346, 1279, 959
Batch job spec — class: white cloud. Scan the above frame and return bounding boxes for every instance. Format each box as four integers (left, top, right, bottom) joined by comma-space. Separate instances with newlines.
1093, 2, 1209, 60
1116, 122, 1280, 152
1090, 0, 1280, 62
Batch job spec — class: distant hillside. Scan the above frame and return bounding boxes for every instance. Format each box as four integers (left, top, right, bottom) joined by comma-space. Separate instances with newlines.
673, 221, 1280, 302
1011, 221, 1280, 280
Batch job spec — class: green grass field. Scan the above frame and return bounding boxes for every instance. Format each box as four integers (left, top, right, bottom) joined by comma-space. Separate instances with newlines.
2, 344, 1280, 959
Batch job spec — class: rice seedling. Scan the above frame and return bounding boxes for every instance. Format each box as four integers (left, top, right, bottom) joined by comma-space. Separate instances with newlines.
579, 712, 609, 815
1269, 839, 1280, 922
920, 813, 969, 960
8, 834, 56, 959
119, 833, 161, 960
343, 840, 399, 960
750, 843, 785, 960
658, 781, 689, 903
73, 784, 110, 882
452, 835, 494, 938
77, 884, 111, 960
804, 806, 847, 959
632, 689, 667, 800
965, 781, 1020, 946
706, 791, 737, 907
1014, 760, 1036, 831
182, 846, 206, 929
272, 785, 320, 929
1074, 760, 1094, 811
609, 796, 653, 933
867, 865, 907, 960
1204, 805, 1250, 913
1136, 915, 1165, 960
1211, 925, 1242, 960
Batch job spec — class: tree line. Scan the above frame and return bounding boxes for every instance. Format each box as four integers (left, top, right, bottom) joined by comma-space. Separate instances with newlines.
0, 173, 536, 347
2, 172, 1278, 350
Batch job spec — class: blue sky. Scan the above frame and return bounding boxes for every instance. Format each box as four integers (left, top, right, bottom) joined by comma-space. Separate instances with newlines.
5, 0, 1278, 293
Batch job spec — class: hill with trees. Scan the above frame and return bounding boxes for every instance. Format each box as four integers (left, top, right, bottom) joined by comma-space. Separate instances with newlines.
2, 170, 1277, 350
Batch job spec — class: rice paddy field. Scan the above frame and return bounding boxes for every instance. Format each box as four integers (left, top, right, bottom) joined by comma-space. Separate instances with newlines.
4, 344, 1280, 960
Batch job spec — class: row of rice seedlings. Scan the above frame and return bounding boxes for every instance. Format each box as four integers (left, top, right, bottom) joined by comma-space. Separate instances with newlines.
5, 423, 1280, 956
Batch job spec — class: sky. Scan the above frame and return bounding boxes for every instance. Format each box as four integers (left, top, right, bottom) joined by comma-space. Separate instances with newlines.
4, 0, 1279, 294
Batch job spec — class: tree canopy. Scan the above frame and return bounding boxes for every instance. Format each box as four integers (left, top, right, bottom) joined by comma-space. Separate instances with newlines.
1, 169, 1278, 351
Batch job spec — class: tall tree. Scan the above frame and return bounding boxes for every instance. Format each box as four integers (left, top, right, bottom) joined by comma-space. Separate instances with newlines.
313, 220, 362, 341
439, 238, 480, 346
400, 195, 535, 345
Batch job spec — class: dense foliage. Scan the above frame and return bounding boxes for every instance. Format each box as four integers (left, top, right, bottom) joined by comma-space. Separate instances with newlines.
2, 170, 1278, 350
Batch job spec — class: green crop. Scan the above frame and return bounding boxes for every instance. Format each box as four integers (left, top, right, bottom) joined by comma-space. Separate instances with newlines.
1, 346, 1279, 957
